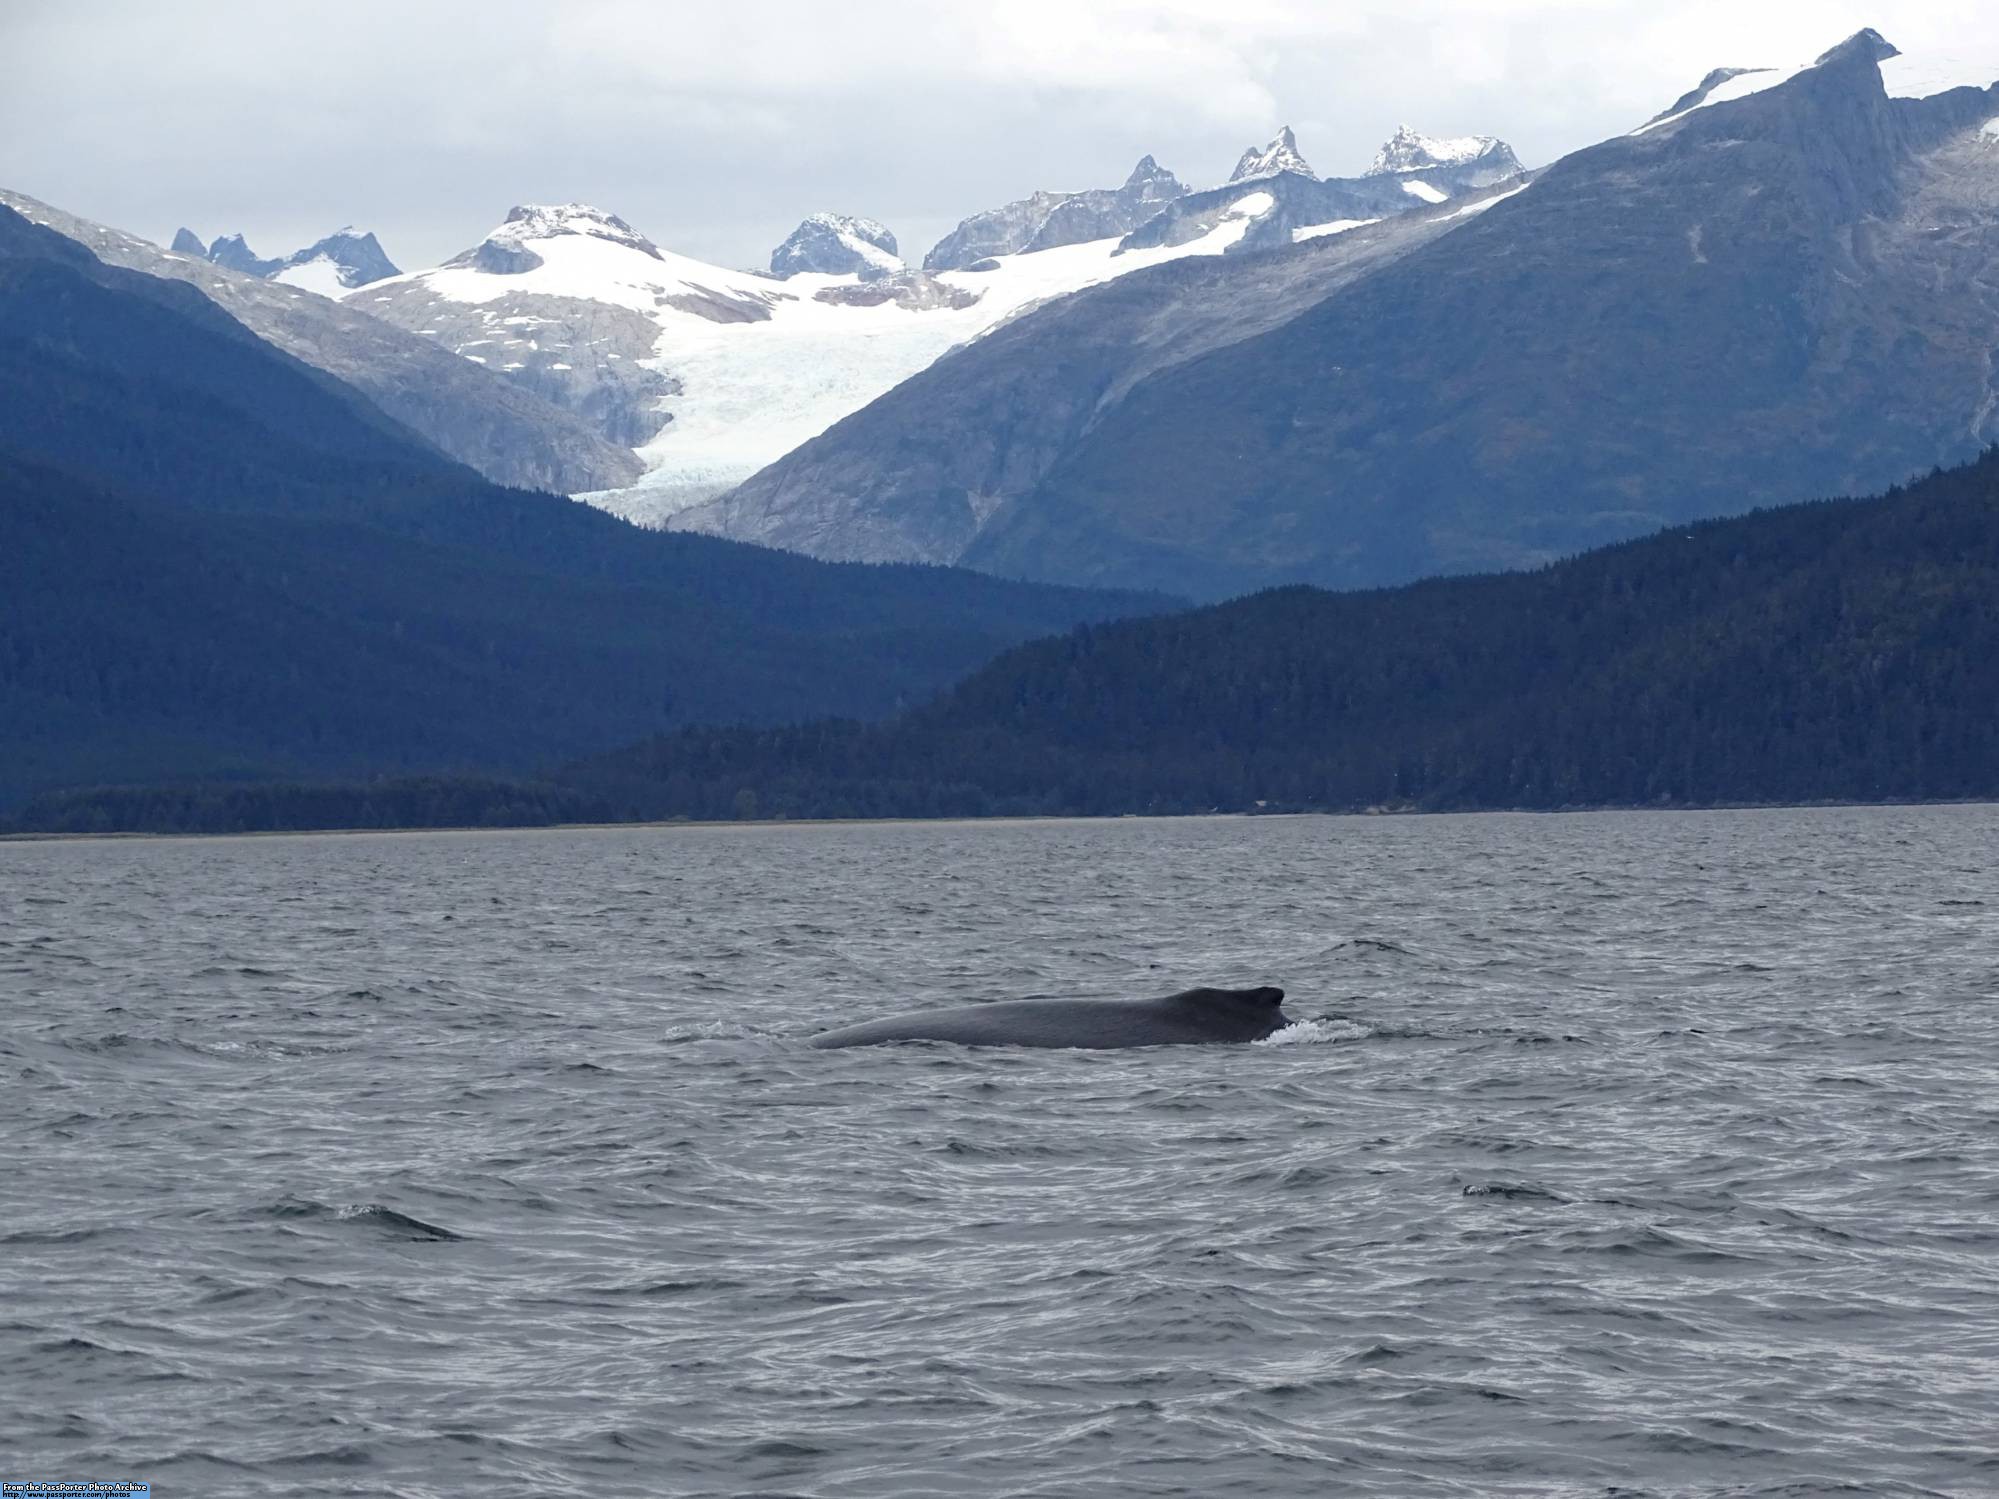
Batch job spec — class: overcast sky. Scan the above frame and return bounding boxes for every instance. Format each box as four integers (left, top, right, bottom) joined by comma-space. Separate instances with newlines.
5, 0, 1995, 274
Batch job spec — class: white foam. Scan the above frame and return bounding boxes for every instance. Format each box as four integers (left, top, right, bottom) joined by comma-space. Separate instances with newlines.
1256, 1018, 1372, 1047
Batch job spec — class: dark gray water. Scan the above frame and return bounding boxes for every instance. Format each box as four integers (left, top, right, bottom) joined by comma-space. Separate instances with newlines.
4, 808, 1997, 1498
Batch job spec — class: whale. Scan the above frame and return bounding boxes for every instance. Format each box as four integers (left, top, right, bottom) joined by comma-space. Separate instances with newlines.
808, 985, 1290, 1050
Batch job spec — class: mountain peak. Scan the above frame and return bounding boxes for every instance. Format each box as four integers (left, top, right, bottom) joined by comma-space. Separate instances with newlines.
453, 203, 664, 275
1230, 127, 1316, 183
278, 227, 400, 291
499, 203, 661, 254
169, 227, 206, 257
1367, 126, 1516, 176
1816, 28, 1899, 68
204, 232, 281, 276
770, 213, 903, 279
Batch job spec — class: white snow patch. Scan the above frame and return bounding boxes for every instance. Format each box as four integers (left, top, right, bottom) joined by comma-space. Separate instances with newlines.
1880, 47, 1999, 98
1637, 42, 1999, 138
1634, 66, 1800, 134
1400, 180, 1448, 204
1440, 182, 1532, 221
270, 256, 349, 299
1984, 116, 1999, 138
1293, 218, 1378, 243
1224, 190, 1276, 221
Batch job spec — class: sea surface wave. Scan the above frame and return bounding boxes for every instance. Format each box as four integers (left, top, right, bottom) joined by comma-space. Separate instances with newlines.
3, 808, 1997, 1496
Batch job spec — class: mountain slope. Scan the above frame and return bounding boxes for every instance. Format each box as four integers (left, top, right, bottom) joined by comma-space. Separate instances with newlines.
682, 175, 1530, 569
557, 447, 1999, 822
175, 225, 402, 292
922, 156, 1189, 270
700, 30, 1999, 598
357, 199, 1302, 525
2, 189, 638, 493
0, 205, 1169, 808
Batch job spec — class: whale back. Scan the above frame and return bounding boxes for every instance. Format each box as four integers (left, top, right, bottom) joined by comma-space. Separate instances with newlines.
1153, 985, 1289, 1042
809, 984, 1288, 1050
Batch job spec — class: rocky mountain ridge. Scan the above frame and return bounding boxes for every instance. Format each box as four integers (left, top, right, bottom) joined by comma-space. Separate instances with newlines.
173, 225, 401, 294
1231, 126, 1315, 182
8, 189, 638, 492
1367, 126, 1516, 176
922, 155, 1190, 271
770, 214, 902, 278
1116, 125, 1524, 255
682, 30, 1999, 597
343, 160, 1373, 525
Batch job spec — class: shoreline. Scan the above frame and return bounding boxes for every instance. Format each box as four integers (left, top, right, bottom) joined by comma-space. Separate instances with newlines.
4, 797, 1994, 846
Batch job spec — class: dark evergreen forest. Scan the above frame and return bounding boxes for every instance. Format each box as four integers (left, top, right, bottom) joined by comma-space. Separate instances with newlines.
18, 449, 1998, 834
0, 205, 1165, 807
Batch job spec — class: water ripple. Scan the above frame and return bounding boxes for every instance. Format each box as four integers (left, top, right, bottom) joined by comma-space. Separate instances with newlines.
2, 807, 1996, 1496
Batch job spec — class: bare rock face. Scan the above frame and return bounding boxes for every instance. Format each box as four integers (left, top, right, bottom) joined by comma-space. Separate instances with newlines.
205, 232, 281, 276
770, 214, 902, 279
923, 155, 1189, 271
812, 271, 979, 311
169, 227, 207, 256
351, 280, 678, 448
2, 189, 642, 493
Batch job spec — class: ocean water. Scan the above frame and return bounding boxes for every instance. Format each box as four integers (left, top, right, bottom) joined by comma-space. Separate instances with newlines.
3, 807, 1996, 1498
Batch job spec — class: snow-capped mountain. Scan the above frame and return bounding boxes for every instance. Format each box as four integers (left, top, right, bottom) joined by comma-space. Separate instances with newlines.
347, 196, 1278, 523
172, 225, 401, 295
686, 29, 1999, 598
8, 188, 636, 493
1231, 127, 1315, 182
1116, 125, 1523, 254
271, 228, 400, 296
923, 156, 1188, 271
771, 214, 902, 278
340, 119, 1522, 525
1367, 126, 1518, 177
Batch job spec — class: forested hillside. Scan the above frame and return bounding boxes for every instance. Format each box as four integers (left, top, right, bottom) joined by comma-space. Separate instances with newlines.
0, 206, 1166, 807
18, 449, 1997, 834
563, 449, 1999, 819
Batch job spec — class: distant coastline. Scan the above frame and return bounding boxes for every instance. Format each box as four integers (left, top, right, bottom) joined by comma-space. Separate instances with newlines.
7, 798, 1995, 845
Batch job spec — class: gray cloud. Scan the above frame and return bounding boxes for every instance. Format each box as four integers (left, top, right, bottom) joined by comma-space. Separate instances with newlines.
4, 0, 1993, 274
